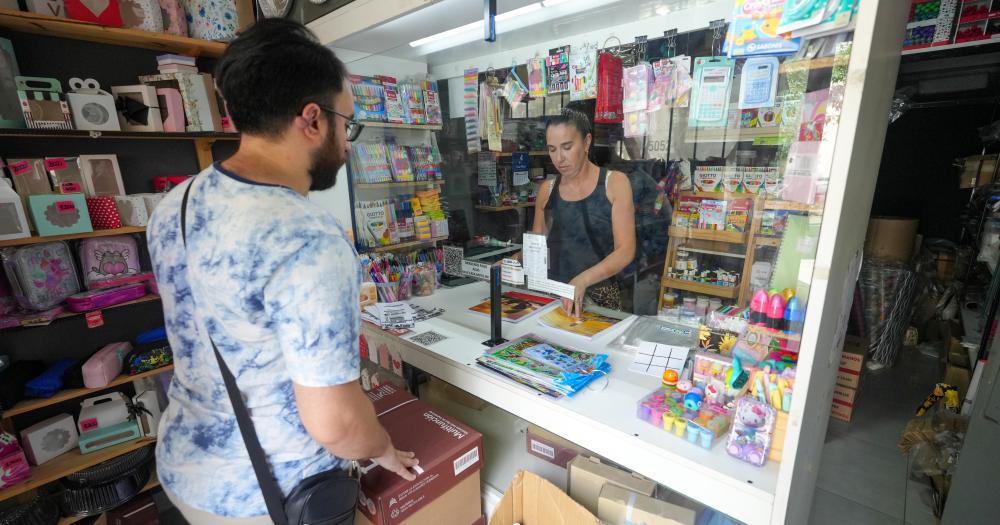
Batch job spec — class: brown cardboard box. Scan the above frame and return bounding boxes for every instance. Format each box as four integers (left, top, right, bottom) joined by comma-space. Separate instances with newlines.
864, 217, 919, 263
839, 335, 866, 373
359, 384, 484, 525
960, 155, 996, 189
567, 456, 656, 516
489, 470, 600, 525
830, 384, 859, 422
526, 424, 593, 468
597, 484, 695, 525
355, 471, 483, 525
830, 401, 855, 422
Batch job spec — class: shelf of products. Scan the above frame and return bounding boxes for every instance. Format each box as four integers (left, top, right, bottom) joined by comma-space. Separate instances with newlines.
764, 200, 823, 213
0, 8, 225, 57
57, 475, 161, 525
0, 129, 239, 141
0, 437, 156, 502
2, 365, 173, 418
369, 236, 448, 253
355, 180, 444, 190
0, 227, 146, 248
754, 236, 783, 247
661, 277, 740, 299
360, 121, 443, 131
683, 127, 783, 144
476, 203, 535, 212
668, 226, 747, 244
902, 37, 1000, 54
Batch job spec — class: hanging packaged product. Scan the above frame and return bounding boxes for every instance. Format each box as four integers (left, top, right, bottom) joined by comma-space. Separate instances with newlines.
623, 111, 648, 138
594, 52, 624, 124
527, 56, 548, 98
463, 68, 480, 153
400, 83, 426, 125
351, 76, 386, 122
793, 0, 857, 39
422, 80, 442, 124
380, 78, 407, 124
725, 0, 801, 57
688, 57, 734, 128
501, 68, 528, 108
547, 46, 570, 94
16, 77, 73, 130
569, 42, 598, 101
777, 0, 830, 35
738, 57, 779, 109
799, 88, 830, 142
622, 63, 651, 113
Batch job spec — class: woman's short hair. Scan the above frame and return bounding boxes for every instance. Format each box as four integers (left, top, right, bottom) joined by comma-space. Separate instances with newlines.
545, 106, 592, 138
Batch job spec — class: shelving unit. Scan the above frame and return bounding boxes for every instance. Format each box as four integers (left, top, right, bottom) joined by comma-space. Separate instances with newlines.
667, 226, 748, 244
1, 294, 162, 331
0, 8, 225, 56
683, 127, 783, 144
57, 476, 161, 525
2, 365, 173, 418
360, 121, 443, 131
0, 129, 238, 141
0, 227, 146, 248
355, 180, 445, 190
0, 437, 156, 502
661, 277, 740, 299
476, 203, 535, 212
369, 236, 448, 253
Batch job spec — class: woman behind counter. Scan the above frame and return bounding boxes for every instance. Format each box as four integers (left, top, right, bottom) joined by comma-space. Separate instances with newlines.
531, 107, 636, 317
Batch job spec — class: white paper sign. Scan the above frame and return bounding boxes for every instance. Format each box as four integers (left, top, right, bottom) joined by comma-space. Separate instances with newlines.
501, 258, 525, 285
522, 233, 548, 279
628, 341, 690, 378
478, 152, 497, 187
462, 260, 492, 280
526, 276, 575, 300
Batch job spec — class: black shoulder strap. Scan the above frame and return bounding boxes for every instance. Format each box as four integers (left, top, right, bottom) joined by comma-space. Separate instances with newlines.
580, 167, 611, 261
180, 181, 289, 525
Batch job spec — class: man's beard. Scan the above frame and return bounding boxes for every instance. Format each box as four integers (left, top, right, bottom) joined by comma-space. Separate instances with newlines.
308, 133, 343, 192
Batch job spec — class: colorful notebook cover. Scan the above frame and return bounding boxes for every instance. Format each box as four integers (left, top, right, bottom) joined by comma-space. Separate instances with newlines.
538, 308, 622, 339
468, 291, 555, 323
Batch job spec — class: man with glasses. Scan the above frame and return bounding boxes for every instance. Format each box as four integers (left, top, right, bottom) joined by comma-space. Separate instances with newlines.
147, 19, 416, 524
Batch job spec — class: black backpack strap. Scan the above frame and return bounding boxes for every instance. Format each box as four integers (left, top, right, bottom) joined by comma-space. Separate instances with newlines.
180, 181, 289, 525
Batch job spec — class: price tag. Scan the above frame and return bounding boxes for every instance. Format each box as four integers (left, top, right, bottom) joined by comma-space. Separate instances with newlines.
9, 160, 31, 176
55, 201, 77, 214
59, 182, 82, 194
45, 158, 68, 171
221, 117, 233, 129
85, 310, 104, 329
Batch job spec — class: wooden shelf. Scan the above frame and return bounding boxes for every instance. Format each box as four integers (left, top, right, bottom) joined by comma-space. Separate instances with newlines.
2, 365, 173, 418
0, 437, 156, 502
902, 38, 1000, 55
57, 475, 161, 525
476, 203, 534, 212
683, 191, 763, 200
754, 236, 783, 247
360, 121, 443, 131
366, 236, 448, 253
764, 200, 823, 212
0, 8, 225, 57
683, 127, 783, 144
355, 180, 445, 190
668, 226, 747, 244
661, 277, 739, 299
4, 294, 163, 331
0, 226, 146, 248
495, 151, 548, 157
0, 128, 238, 141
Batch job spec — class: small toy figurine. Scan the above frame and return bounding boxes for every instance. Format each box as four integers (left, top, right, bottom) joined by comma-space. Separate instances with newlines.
684, 387, 704, 411
662, 369, 679, 387
676, 380, 693, 394
726, 397, 776, 466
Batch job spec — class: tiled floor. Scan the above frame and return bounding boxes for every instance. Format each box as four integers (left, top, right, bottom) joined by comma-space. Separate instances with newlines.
810, 347, 943, 525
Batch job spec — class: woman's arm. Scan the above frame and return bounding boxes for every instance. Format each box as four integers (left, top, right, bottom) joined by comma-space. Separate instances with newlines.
531, 178, 554, 234
564, 171, 636, 315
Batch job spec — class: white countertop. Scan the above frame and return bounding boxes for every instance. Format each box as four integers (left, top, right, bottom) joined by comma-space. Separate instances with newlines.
376, 281, 779, 524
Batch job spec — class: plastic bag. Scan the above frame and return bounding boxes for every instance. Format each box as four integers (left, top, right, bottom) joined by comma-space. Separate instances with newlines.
595, 52, 624, 123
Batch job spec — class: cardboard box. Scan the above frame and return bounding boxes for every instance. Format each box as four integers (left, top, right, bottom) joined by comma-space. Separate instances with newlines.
355, 471, 483, 525
864, 217, 919, 263
831, 384, 859, 422
490, 470, 599, 525
597, 484, 696, 525
567, 456, 655, 516
960, 155, 996, 189
839, 335, 866, 373
359, 384, 483, 525
526, 424, 592, 468
836, 368, 861, 389
830, 401, 855, 422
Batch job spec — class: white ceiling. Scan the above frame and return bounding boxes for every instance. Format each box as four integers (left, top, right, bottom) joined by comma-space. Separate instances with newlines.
331, 0, 715, 68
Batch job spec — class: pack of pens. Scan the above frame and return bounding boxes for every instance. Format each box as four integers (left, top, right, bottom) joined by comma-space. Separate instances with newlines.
350, 75, 386, 122
350, 143, 393, 184
408, 144, 442, 181
388, 144, 415, 182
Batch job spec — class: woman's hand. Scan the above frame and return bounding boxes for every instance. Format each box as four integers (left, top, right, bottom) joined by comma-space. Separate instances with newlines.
561, 275, 589, 318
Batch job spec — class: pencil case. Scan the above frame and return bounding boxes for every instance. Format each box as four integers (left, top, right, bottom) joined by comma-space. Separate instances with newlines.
82, 342, 131, 388
123, 341, 172, 375
65, 283, 146, 312
88, 271, 154, 290
24, 359, 79, 398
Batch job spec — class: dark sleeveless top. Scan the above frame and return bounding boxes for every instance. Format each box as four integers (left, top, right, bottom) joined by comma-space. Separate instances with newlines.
545, 167, 615, 288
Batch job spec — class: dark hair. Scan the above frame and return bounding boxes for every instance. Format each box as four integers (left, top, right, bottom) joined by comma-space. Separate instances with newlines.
545, 105, 592, 139
214, 19, 348, 136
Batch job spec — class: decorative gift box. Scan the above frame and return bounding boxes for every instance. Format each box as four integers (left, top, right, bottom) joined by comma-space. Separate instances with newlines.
28, 193, 94, 237
140, 193, 164, 214
158, 0, 188, 36
86, 196, 123, 229
182, 0, 239, 41
16, 76, 73, 130
112, 84, 163, 133
20, 413, 78, 466
0, 38, 24, 129
45, 157, 85, 194
138, 72, 221, 132
0, 447, 30, 490
113, 194, 148, 226
66, 0, 123, 27
79, 154, 125, 196
118, 0, 163, 32
0, 178, 30, 242
26, 0, 66, 18
156, 87, 185, 132
66, 78, 121, 132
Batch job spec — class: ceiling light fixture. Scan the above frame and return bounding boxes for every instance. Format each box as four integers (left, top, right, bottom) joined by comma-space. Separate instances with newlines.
495, 2, 543, 22
541, 0, 570, 6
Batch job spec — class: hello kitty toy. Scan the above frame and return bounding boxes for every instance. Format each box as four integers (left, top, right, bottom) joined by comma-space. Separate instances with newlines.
726, 396, 776, 467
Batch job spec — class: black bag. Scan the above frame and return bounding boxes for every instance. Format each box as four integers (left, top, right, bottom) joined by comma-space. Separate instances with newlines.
180, 180, 358, 525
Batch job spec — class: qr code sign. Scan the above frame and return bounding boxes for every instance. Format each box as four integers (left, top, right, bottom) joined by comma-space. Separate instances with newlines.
410, 331, 447, 346
443, 246, 464, 276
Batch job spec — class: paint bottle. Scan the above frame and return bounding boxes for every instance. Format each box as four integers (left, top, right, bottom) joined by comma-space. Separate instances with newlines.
767, 293, 786, 331
784, 296, 805, 351
782, 287, 796, 302
750, 289, 769, 325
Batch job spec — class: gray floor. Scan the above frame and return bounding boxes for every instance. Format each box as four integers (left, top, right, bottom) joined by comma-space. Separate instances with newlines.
810, 347, 942, 525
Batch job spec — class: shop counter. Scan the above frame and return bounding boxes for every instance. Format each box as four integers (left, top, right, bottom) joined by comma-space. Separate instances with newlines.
365, 282, 778, 525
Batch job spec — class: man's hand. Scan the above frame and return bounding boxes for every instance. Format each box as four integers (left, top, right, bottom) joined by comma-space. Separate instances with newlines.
375, 445, 419, 481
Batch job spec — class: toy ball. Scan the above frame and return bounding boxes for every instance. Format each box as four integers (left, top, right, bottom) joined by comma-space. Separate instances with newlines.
676, 380, 693, 394
662, 369, 679, 387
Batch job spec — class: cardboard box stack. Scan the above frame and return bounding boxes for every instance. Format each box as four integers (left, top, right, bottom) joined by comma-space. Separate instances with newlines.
490, 470, 599, 525
831, 335, 867, 422
525, 424, 593, 468
358, 383, 484, 525
567, 456, 695, 525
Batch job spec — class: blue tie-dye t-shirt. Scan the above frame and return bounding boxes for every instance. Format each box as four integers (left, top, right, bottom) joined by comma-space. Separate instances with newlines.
147, 164, 360, 517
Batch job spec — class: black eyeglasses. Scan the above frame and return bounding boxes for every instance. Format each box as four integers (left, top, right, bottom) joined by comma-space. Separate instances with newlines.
314, 103, 364, 142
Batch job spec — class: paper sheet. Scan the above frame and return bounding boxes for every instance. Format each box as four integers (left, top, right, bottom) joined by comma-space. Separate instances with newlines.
477, 152, 497, 187
628, 341, 690, 378
526, 276, 575, 300
462, 260, 492, 280
522, 233, 548, 279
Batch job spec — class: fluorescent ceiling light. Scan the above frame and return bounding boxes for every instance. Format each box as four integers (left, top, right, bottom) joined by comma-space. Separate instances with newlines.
496, 2, 542, 21
409, 20, 481, 48
542, 0, 570, 6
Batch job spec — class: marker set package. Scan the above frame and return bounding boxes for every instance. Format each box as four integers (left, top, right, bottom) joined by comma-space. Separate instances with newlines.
350, 142, 442, 184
